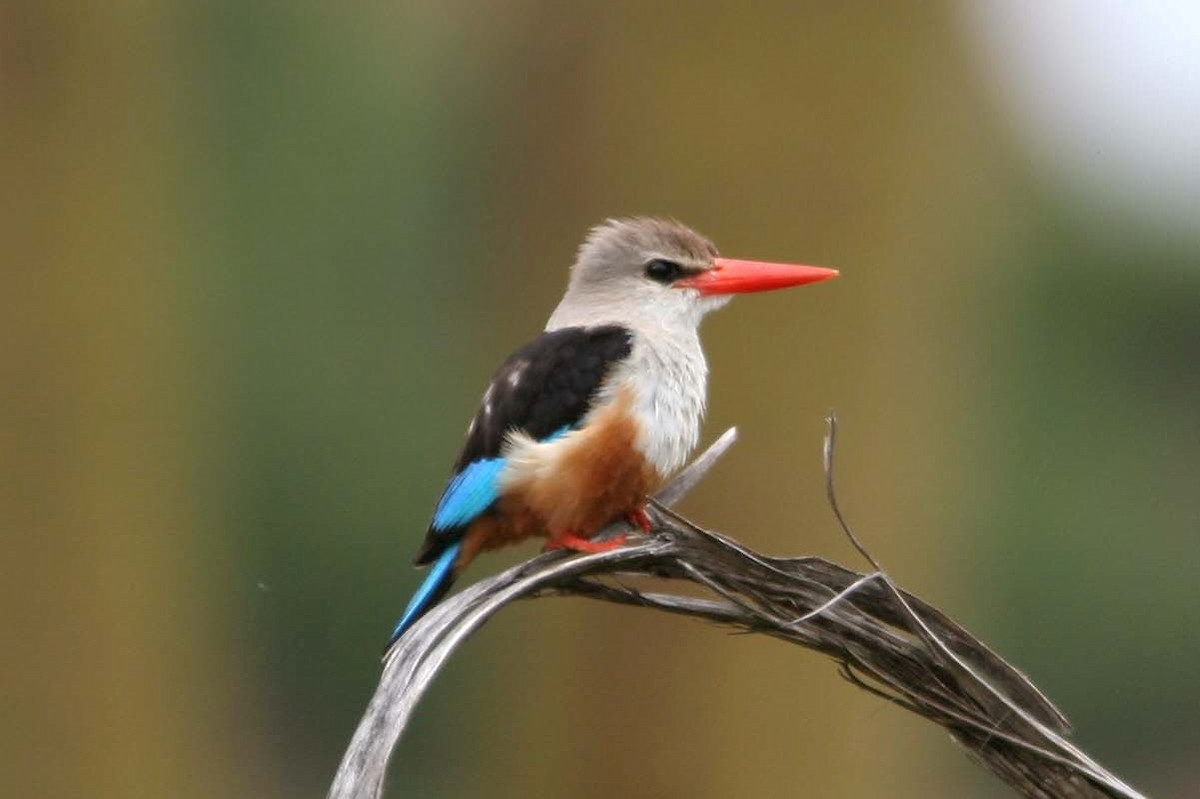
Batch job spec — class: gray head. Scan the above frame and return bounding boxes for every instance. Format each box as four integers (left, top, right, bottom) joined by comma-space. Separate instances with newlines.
547, 218, 726, 333
546, 217, 837, 335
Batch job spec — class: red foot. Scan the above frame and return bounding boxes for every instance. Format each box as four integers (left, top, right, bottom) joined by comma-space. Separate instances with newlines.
544, 532, 628, 554
625, 506, 653, 534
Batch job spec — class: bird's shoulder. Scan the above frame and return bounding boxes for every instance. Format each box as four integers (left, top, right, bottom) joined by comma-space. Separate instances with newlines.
453, 324, 634, 469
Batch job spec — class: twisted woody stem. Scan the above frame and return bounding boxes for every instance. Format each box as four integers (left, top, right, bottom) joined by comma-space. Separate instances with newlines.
328, 423, 1145, 799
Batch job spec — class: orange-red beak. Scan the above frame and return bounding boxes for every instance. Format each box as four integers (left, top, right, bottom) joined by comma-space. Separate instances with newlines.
677, 258, 839, 295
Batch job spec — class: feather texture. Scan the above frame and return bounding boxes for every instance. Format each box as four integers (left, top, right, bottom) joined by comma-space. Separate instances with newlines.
386, 540, 461, 647
430, 458, 506, 531
412, 325, 633, 566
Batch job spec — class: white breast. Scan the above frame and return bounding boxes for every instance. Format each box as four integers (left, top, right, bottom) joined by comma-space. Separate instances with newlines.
596, 328, 708, 476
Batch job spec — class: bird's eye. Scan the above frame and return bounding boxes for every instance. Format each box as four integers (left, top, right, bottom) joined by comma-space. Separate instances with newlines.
644, 259, 683, 284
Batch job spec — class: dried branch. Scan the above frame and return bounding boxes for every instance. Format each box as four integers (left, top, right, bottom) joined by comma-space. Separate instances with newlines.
329, 425, 1146, 799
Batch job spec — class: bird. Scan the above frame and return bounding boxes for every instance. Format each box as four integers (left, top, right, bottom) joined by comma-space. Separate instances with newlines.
386, 217, 837, 648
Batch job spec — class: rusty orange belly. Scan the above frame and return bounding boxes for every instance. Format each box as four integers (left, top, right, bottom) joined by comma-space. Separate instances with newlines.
456, 388, 660, 567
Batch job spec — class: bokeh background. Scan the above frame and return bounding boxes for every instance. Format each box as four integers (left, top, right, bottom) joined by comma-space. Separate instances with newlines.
5, 3, 1199, 797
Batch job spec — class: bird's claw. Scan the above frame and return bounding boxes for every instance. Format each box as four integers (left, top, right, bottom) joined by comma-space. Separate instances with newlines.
625, 506, 653, 534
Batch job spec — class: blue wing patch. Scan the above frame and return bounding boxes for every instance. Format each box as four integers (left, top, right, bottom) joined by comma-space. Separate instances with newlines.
431, 457, 506, 530
429, 427, 572, 533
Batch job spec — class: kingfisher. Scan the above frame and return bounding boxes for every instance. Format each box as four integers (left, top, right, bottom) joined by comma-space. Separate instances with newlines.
386, 217, 837, 647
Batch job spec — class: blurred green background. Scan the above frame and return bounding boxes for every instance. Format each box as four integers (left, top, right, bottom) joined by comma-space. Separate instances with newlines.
5, 3, 1198, 797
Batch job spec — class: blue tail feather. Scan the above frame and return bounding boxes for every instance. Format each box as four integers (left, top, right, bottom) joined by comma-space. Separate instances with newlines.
385, 541, 461, 651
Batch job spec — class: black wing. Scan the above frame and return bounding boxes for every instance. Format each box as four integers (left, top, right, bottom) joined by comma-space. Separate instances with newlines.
412, 325, 634, 565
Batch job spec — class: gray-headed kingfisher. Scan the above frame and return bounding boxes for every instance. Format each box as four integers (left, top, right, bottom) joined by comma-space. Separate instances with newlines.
387, 218, 837, 647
